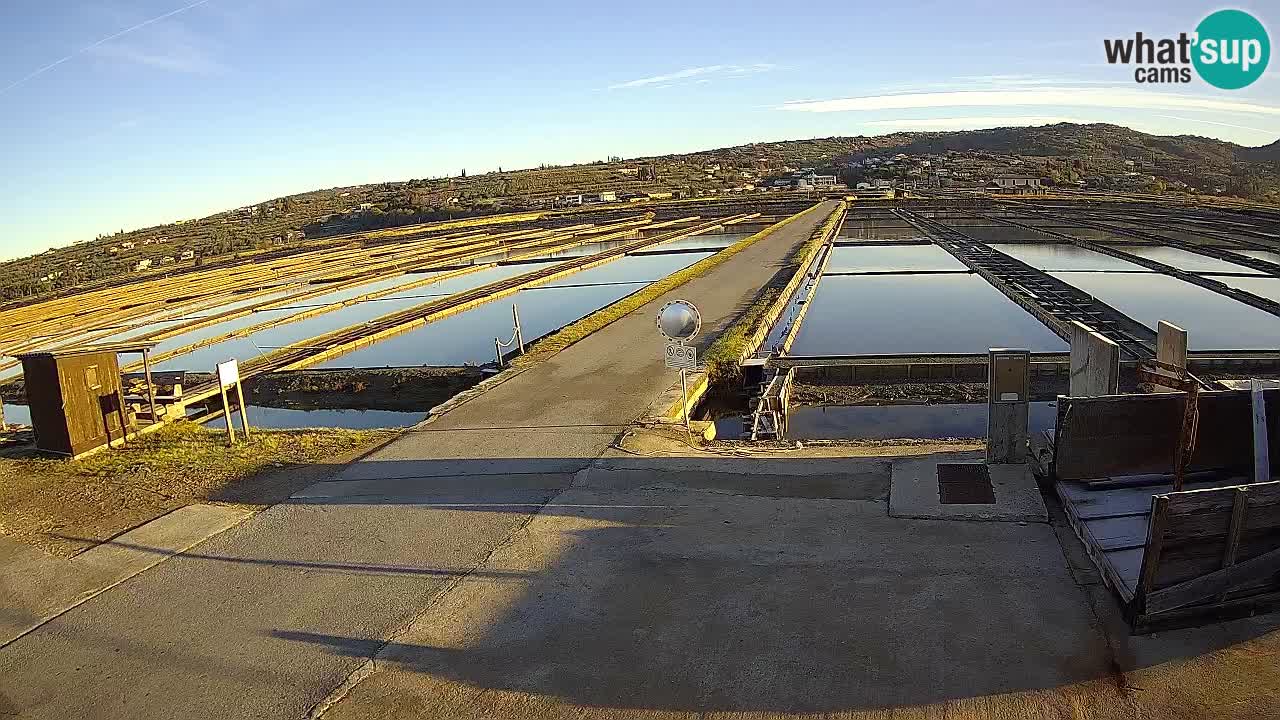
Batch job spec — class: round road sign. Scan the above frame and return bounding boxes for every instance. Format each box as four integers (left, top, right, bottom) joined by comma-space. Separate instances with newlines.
656, 300, 701, 341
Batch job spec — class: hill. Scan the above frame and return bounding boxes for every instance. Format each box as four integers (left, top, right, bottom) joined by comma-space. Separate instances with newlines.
3, 122, 1278, 305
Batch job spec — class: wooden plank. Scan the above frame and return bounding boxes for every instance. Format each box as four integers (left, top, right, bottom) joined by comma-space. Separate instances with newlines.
1055, 480, 1139, 601
1055, 390, 1280, 481
1153, 321, 1188, 394
1217, 487, 1250, 602
1136, 495, 1170, 605
1137, 588, 1280, 634
1102, 547, 1145, 596
1068, 322, 1119, 396
1084, 515, 1151, 551
1145, 544, 1280, 614
1223, 488, 1251, 569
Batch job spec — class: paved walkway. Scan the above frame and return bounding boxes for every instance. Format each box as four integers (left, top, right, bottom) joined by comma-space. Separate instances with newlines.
0, 202, 839, 720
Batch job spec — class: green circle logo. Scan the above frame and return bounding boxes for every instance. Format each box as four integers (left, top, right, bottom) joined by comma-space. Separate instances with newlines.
1193, 9, 1270, 89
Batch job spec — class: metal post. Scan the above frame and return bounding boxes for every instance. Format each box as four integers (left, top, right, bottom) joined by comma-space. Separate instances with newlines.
679, 367, 693, 444
219, 384, 236, 444
513, 304, 524, 354
1252, 379, 1270, 484
1174, 382, 1200, 492
234, 380, 252, 439
141, 348, 158, 424
495, 338, 504, 367
115, 384, 131, 445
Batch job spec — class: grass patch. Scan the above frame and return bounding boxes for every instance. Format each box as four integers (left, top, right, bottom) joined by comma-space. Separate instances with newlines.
701, 200, 846, 386
0, 422, 393, 557
512, 202, 830, 368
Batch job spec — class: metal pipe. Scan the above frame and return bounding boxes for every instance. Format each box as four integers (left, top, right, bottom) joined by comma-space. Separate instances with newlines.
513, 304, 524, 354
142, 348, 157, 423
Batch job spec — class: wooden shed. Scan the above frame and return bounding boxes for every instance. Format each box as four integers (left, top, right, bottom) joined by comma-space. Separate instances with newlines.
13, 342, 159, 458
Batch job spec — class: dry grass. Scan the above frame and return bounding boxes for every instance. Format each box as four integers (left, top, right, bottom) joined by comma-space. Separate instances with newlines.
363, 211, 545, 239
701, 200, 846, 385
0, 422, 392, 557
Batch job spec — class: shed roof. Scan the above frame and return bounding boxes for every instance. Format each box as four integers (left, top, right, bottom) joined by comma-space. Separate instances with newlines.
12, 341, 159, 361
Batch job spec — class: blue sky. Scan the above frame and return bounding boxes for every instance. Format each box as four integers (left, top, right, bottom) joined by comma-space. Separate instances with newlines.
3, 0, 1280, 258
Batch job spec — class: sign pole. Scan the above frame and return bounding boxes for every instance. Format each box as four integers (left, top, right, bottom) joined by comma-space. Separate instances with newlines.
657, 300, 702, 446
219, 383, 236, 444
234, 379, 252, 439
216, 359, 242, 445
679, 365, 693, 444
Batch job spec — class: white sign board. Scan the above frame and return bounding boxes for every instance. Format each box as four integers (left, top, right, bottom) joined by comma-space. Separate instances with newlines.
216, 359, 240, 389
664, 342, 696, 370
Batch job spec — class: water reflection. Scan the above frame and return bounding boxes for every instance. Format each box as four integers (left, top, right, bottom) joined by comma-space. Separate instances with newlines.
787, 401, 1058, 440
315, 252, 713, 368
988, 243, 1150, 272
1051, 271, 1280, 350
790, 274, 1067, 355
825, 245, 966, 273
3, 403, 31, 426
1114, 245, 1265, 275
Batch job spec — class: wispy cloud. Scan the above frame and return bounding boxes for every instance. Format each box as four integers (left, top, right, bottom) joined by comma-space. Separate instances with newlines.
608, 63, 775, 90
863, 115, 1086, 131
1, 0, 213, 95
1152, 114, 1277, 136
90, 21, 224, 75
951, 74, 1122, 87
778, 88, 1280, 116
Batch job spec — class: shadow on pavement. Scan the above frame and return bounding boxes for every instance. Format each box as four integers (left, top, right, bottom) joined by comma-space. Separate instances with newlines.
22, 451, 1280, 716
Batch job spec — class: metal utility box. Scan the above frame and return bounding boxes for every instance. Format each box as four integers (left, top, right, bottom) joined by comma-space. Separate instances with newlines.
14, 343, 154, 457
987, 348, 1031, 464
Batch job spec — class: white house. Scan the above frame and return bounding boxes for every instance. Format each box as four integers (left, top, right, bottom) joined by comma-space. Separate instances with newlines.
988, 175, 1043, 194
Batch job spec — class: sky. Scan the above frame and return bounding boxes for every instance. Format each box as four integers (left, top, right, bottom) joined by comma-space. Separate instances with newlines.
3, 0, 1280, 258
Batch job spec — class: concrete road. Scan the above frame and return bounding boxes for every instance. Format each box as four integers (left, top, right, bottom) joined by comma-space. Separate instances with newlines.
0, 202, 840, 719
312, 449, 1280, 720
320, 466, 1112, 718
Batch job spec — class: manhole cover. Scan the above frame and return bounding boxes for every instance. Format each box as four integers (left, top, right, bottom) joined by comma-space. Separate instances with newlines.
937, 463, 996, 505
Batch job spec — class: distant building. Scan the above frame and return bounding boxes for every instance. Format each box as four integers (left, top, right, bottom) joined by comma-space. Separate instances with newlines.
180, 250, 195, 261
988, 175, 1043, 194
160, 256, 175, 264
120, 241, 135, 250
134, 259, 152, 271
358, 202, 374, 211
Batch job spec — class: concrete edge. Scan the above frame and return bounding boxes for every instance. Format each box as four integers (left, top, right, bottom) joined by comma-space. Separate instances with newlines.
0, 503, 254, 650
888, 456, 1049, 523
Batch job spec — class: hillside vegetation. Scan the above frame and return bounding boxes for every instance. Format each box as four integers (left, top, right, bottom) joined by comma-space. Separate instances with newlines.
5, 123, 1278, 305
